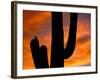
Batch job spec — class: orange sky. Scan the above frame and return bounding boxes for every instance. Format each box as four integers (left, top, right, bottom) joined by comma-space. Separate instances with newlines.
23, 10, 91, 69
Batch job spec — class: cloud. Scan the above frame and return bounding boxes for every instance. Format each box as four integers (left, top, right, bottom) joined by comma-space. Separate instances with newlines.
23, 11, 91, 69
77, 35, 90, 44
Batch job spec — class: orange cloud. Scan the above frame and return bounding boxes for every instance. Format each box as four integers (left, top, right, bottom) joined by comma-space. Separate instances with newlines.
23, 11, 91, 69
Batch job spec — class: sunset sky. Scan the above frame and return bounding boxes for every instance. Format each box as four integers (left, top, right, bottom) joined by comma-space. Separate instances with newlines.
23, 10, 91, 69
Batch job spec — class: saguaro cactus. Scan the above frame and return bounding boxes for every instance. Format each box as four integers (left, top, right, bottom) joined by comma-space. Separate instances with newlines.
30, 12, 78, 68
30, 36, 49, 68
50, 12, 78, 67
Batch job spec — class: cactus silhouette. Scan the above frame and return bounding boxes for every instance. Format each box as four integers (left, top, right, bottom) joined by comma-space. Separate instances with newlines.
50, 12, 64, 67
64, 13, 78, 59
50, 12, 78, 67
30, 12, 78, 68
30, 36, 49, 68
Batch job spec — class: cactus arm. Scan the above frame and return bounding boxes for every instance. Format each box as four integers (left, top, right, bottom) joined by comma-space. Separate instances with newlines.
64, 13, 78, 59
30, 36, 40, 68
30, 36, 49, 68
39, 45, 49, 68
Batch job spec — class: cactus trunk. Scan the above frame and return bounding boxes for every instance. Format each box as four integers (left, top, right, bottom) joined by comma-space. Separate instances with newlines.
50, 12, 64, 68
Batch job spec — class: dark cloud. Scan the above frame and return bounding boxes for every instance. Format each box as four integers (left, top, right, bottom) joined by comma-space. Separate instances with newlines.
77, 35, 90, 44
